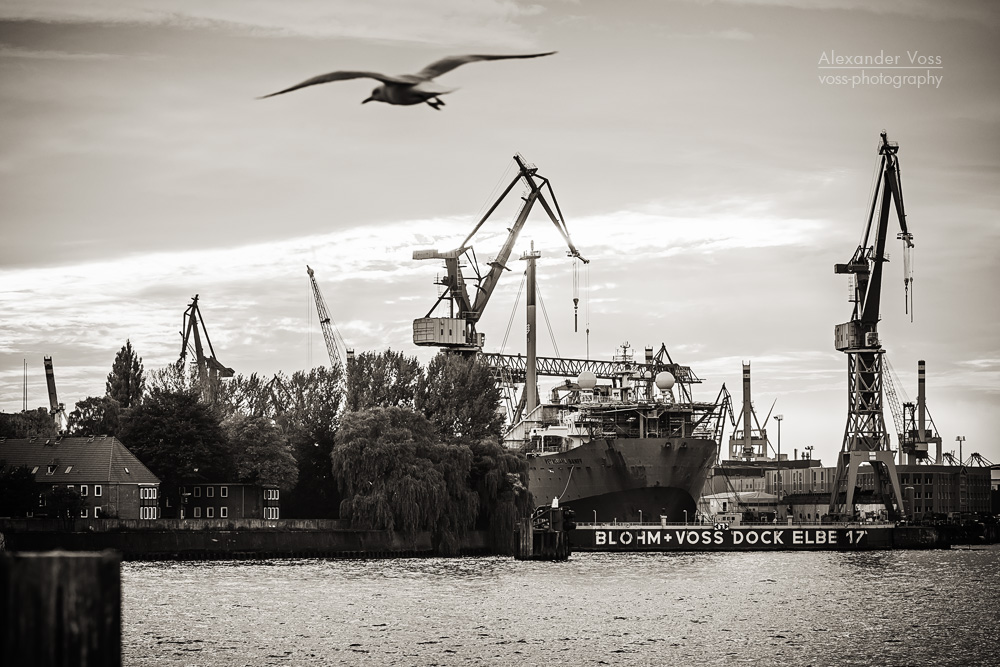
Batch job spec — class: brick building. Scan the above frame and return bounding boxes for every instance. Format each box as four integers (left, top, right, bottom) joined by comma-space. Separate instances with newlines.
0, 436, 161, 520
166, 482, 280, 520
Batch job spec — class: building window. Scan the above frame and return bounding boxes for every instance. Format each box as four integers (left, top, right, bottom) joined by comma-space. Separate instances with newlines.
94, 485, 102, 497
207, 487, 214, 498
31, 466, 39, 474
46, 465, 56, 475
65, 465, 73, 473
194, 507, 202, 518
81, 485, 88, 497
140, 487, 157, 500
220, 507, 228, 518
94, 507, 101, 517
220, 486, 228, 498
265, 507, 280, 520
80, 508, 88, 518
265, 489, 280, 501
194, 487, 201, 497
140, 507, 157, 520
206, 507, 214, 518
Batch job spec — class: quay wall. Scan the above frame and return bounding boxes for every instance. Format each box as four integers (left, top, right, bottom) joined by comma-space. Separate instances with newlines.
0, 520, 490, 559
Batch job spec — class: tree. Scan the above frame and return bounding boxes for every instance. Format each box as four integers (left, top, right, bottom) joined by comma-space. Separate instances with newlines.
68, 396, 121, 436
146, 361, 194, 394
278, 367, 345, 519
331, 407, 478, 554
118, 388, 232, 487
417, 353, 504, 443
0, 462, 38, 518
345, 349, 422, 411
106, 340, 145, 408
223, 414, 298, 491
0, 409, 57, 439
217, 373, 273, 419
467, 438, 533, 554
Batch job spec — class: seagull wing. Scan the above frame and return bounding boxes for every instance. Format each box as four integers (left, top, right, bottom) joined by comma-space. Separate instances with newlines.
414, 52, 556, 81
258, 70, 413, 99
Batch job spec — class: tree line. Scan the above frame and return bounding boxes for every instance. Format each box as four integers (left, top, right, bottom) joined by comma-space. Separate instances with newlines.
2, 342, 532, 553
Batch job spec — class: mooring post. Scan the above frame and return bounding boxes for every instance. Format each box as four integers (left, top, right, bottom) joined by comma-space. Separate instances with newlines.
0, 550, 121, 667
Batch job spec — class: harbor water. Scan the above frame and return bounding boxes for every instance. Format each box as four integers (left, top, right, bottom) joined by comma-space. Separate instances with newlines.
123, 548, 999, 666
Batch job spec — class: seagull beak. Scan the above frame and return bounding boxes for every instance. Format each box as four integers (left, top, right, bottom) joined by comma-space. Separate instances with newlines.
361, 95, 375, 104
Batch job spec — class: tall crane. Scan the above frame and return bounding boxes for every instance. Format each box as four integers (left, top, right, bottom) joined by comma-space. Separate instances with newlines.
307, 265, 353, 368
179, 295, 234, 404
43, 356, 68, 433
828, 132, 914, 520
412, 154, 587, 353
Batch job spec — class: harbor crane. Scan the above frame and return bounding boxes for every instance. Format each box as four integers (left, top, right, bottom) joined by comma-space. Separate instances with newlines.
179, 295, 234, 404
307, 265, 353, 368
412, 154, 587, 353
43, 356, 68, 433
828, 132, 915, 521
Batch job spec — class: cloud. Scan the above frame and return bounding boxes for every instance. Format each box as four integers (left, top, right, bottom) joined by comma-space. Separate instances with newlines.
0, 43, 121, 60
684, 0, 999, 25
0, 0, 545, 47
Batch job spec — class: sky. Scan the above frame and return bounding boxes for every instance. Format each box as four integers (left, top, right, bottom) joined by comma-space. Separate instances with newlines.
1, 0, 998, 465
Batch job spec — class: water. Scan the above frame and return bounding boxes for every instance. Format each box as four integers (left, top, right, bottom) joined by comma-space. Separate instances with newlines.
123, 548, 999, 666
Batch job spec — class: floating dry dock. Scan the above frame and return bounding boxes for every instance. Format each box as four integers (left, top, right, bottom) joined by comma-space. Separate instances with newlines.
572, 523, 951, 551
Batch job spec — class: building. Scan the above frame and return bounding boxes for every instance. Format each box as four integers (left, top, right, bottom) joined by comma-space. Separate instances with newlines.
166, 482, 280, 520
766, 463, 992, 521
0, 436, 160, 519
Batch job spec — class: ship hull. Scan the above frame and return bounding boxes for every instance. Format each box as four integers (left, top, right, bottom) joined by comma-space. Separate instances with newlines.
525, 436, 717, 523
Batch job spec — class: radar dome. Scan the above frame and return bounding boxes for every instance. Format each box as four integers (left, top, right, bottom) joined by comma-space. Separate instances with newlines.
655, 371, 676, 391
577, 371, 597, 390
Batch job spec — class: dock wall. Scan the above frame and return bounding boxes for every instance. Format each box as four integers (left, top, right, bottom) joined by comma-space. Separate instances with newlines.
0, 520, 490, 559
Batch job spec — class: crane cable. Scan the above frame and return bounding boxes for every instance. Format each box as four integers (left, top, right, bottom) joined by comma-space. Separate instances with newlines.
498, 270, 526, 353
536, 280, 561, 358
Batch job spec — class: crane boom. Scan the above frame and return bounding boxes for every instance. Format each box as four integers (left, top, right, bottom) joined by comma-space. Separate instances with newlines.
307, 265, 353, 368
179, 295, 234, 403
43, 356, 68, 433
412, 154, 587, 352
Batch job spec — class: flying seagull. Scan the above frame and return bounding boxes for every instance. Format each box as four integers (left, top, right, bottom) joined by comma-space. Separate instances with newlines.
259, 51, 556, 110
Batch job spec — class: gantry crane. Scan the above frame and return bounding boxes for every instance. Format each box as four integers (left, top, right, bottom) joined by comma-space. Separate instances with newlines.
307, 265, 353, 368
828, 132, 915, 520
43, 356, 68, 433
412, 154, 587, 353
179, 295, 234, 404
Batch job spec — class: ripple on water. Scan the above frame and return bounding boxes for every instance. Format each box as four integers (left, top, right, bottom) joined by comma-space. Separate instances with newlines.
122, 548, 1000, 666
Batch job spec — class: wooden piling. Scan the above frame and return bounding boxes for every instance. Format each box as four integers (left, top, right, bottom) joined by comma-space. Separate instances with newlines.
0, 550, 121, 667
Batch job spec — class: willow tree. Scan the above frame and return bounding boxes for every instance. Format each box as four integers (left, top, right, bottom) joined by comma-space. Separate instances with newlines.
468, 438, 533, 554
331, 406, 477, 554
345, 349, 422, 411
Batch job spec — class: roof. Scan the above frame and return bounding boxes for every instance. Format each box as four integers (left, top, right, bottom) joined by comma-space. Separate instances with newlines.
702, 491, 778, 502
0, 436, 160, 485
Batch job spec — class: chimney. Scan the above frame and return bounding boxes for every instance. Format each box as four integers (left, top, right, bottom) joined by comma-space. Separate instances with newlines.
917, 360, 926, 442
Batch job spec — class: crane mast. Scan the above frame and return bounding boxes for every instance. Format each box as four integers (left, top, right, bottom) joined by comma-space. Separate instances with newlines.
412, 154, 587, 352
179, 295, 234, 404
307, 265, 353, 368
828, 132, 914, 520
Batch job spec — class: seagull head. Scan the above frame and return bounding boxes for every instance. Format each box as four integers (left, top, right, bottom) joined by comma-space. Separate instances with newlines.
362, 86, 387, 104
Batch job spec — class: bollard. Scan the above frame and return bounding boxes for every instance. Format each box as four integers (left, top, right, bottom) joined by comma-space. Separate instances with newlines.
0, 550, 121, 667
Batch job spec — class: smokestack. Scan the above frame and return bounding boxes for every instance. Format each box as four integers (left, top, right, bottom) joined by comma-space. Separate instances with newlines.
917, 360, 926, 442
742, 362, 752, 456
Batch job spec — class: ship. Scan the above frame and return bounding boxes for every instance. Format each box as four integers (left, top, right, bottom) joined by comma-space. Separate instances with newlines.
497, 343, 728, 523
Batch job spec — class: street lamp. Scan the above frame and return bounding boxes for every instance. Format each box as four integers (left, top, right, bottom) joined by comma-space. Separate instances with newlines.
956, 435, 965, 466
683, 510, 688, 525
773, 415, 784, 517
638, 509, 643, 525
593, 509, 597, 525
